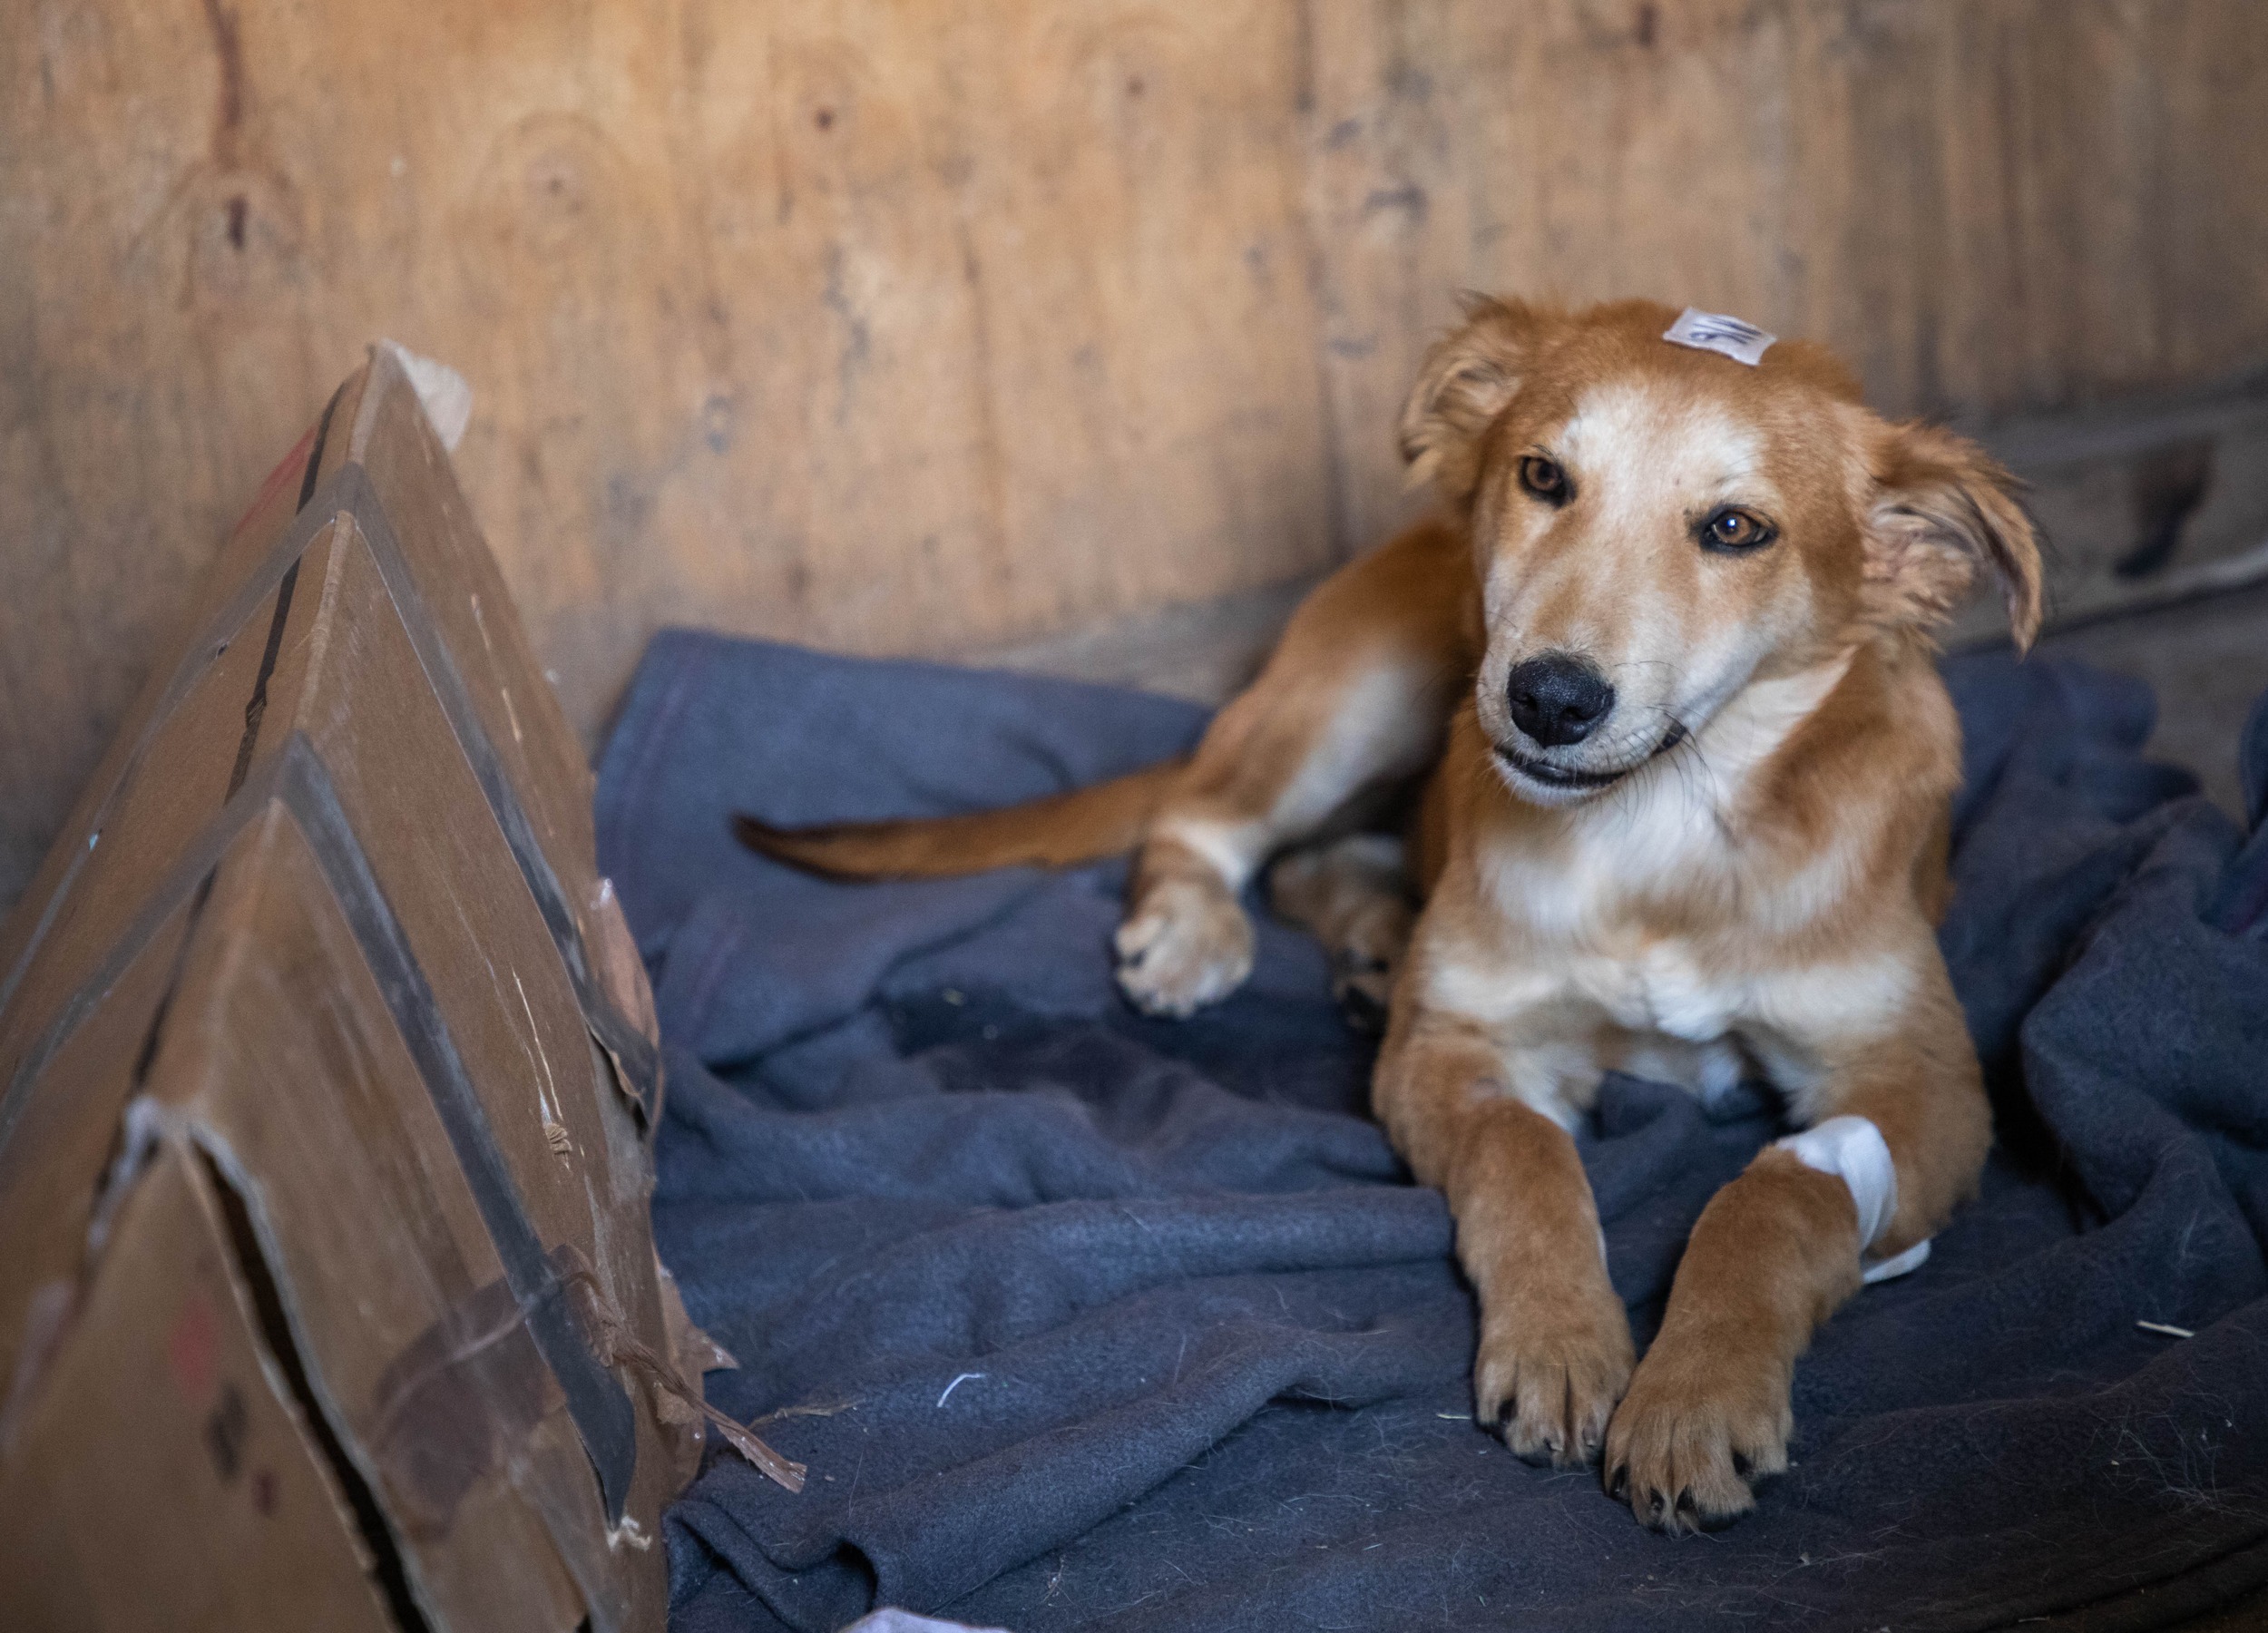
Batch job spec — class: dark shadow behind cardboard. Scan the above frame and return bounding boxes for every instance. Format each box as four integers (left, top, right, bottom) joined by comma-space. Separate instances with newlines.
0, 347, 725, 1633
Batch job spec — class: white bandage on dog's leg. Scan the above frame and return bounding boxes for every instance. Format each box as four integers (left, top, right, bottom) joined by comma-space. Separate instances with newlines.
1774, 1115, 1931, 1285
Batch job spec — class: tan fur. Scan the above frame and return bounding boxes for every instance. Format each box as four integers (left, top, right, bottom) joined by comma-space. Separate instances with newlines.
739, 298, 2042, 1532
737, 758, 1185, 877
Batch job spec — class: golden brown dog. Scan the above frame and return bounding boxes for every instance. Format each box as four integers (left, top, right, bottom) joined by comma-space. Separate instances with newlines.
741, 297, 2042, 1532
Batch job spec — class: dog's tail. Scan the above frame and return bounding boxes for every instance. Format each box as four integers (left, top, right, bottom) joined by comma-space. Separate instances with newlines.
735, 758, 1187, 879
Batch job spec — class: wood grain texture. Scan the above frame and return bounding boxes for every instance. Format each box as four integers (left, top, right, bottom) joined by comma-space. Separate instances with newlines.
5, 1, 2264, 905
1304, 0, 2268, 546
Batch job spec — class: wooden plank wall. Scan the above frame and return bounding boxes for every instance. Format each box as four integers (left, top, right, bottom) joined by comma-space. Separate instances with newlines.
5, 0, 2264, 905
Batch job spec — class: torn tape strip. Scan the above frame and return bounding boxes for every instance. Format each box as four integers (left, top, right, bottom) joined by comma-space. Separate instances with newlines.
367, 1237, 804, 1534
551, 1244, 804, 1493
1774, 1114, 1931, 1284
369, 1257, 566, 1532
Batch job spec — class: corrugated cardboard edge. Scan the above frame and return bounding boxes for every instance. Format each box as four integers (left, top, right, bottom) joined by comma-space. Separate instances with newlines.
0, 349, 751, 1633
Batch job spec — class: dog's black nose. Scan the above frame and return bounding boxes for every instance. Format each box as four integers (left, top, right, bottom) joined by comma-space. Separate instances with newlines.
1506, 653, 1615, 747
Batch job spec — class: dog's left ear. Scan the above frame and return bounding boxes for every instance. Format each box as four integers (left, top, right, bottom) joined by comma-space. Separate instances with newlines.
1855, 416, 2044, 651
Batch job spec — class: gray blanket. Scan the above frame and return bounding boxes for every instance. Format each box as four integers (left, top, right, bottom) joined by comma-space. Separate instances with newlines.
595, 631, 2268, 1632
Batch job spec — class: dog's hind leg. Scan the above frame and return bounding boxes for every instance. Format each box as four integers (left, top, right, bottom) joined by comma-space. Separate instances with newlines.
1268, 834, 1414, 1028
1115, 518, 1474, 1017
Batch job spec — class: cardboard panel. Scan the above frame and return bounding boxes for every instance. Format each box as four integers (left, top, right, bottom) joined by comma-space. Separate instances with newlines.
2, 756, 665, 1631
0, 367, 366, 983
0, 1140, 396, 1633
338, 357, 663, 1115
347, 349, 600, 905
0, 366, 699, 1632
264, 523, 643, 1272
0, 518, 345, 1100
0, 892, 191, 1379
166, 800, 598, 1631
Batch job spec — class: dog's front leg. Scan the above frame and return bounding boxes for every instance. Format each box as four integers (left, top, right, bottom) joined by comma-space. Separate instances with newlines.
1376, 1005, 1633, 1466
1604, 961, 1991, 1531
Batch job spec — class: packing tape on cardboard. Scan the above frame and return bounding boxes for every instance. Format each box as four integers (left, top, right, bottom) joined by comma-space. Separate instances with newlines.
345, 480, 663, 1126
371, 1241, 799, 1537
0, 356, 672, 1522
277, 738, 642, 1522
0, 357, 662, 1130
0, 734, 644, 1523
0, 386, 348, 1041
377, 341, 472, 454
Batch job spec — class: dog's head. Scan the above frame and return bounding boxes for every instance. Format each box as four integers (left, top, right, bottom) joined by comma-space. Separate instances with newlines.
1401, 298, 2042, 807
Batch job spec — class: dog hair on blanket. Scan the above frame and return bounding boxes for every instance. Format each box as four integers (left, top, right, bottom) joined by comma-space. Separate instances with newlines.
740, 297, 2043, 1533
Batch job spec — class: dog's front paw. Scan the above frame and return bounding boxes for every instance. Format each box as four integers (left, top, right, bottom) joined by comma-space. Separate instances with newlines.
1603, 1335, 1791, 1533
1474, 1286, 1634, 1469
1113, 877, 1255, 1018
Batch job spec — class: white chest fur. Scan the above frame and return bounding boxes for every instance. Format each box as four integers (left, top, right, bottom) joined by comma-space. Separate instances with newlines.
1428, 654, 1900, 1123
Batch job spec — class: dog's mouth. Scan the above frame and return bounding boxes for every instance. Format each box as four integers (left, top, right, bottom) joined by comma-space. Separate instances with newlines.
1492, 721, 1688, 794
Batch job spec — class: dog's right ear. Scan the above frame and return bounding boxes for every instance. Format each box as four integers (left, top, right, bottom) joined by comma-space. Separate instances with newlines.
1398, 297, 1536, 504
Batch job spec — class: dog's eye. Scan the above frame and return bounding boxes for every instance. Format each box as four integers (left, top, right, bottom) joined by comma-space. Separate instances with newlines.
1518, 456, 1569, 504
1699, 506, 1775, 553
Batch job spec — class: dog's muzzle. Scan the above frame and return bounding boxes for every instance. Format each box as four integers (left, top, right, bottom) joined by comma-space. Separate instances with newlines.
1492, 719, 1688, 793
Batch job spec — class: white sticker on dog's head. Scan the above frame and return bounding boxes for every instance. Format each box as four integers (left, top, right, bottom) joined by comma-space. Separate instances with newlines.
1663, 308, 1776, 367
